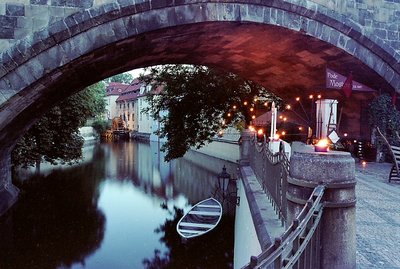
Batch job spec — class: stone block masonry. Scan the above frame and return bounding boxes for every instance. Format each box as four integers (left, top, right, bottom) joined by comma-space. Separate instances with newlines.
0, 0, 399, 57
0, 0, 92, 49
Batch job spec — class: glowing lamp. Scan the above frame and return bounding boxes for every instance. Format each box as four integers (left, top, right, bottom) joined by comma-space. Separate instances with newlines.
315, 139, 329, 152
243, 101, 248, 106
317, 94, 322, 99
227, 113, 231, 117
249, 125, 255, 132
286, 105, 291, 109
250, 107, 254, 112
309, 95, 314, 99
256, 129, 264, 143
295, 97, 300, 101
281, 131, 286, 136
251, 115, 256, 119
273, 134, 280, 141
233, 105, 237, 109
298, 126, 303, 131
362, 161, 367, 167
344, 133, 348, 137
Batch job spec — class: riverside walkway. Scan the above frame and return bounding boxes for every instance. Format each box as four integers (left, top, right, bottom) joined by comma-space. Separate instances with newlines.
356, 162, 400, 269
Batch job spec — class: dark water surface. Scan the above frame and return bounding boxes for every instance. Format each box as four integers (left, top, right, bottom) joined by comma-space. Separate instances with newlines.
0, 141, 238, 269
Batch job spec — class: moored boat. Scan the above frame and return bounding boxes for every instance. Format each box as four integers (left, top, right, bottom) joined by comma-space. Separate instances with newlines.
176, 197, 223, 239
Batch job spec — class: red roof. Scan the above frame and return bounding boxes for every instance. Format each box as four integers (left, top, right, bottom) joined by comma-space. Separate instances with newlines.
106, 82, 128, 96
106, 79, 143, 96
116, 91, 139, 102
107, 78, 164, 102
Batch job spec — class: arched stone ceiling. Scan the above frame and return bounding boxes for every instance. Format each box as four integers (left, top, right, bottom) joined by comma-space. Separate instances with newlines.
0, 1, 398, 152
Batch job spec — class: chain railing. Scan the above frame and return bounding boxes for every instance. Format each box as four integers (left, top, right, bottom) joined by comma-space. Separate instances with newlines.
248, 136, 289, 224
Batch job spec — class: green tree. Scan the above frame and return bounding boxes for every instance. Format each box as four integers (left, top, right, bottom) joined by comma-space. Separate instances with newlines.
12, 82, 106, 170
140, 65, 280, 161
104, 72, 133, 84
369, 93, 400, 161
369, 93, 400, 142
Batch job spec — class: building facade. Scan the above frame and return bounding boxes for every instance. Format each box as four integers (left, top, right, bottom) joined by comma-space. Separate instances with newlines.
115, 79, 141, 131
104, 82, 126, 121
106, 79, 165, 141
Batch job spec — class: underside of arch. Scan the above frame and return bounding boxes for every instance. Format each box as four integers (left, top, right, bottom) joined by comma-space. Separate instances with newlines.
0, 0, 398, 217
0, 2, 398, 151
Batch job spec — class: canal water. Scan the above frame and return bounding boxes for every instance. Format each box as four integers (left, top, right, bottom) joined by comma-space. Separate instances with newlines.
0, 141, 238, 269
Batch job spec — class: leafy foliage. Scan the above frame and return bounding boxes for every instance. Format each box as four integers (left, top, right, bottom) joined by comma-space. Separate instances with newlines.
91, 119, 110, 136
141, 65, 280, 161
12, 82, 106, 168
369, 93, 400, 144
104, 72, 133, 84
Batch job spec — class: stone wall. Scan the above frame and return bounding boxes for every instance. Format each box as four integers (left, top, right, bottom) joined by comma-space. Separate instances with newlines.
193, 136, 241, 164
0, 2, 83, 49
284, 0, 400, 56
0, 0, 399, 56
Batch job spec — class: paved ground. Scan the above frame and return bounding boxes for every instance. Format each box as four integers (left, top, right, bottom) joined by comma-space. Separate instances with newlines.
356, 162, 400, 269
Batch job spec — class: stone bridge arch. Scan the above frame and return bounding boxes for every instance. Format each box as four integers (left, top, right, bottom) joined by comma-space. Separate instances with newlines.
0, 0, 399, 214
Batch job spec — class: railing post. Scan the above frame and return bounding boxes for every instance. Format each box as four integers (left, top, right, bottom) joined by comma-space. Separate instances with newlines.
0, 152, 19, 216
288, 150, 356, 269
274, 237, 283, 269
240, 129, 252, 165
249, 256, 258, 268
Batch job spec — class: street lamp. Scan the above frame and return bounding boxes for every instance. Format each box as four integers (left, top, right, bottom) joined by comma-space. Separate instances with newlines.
218, 165, 231, 193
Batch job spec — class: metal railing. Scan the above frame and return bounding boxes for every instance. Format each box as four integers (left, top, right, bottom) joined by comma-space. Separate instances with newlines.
242, 185, 325, 269
244, 136, 326, 269
248, 136, 289, 224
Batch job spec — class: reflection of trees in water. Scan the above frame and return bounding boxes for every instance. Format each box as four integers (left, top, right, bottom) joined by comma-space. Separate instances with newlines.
0, 156, 106, 269
143, 204, 234, 269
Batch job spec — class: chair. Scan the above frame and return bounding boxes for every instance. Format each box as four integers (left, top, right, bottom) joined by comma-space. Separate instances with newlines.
376, 127, 400, 182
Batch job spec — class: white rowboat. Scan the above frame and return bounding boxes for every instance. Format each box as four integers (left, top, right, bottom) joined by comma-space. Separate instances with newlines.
176, 198, 223, 239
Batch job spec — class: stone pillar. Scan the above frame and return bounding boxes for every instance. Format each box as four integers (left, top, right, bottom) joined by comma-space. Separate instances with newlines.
288, 150, 356, 269
239, 129, 252, 165
0, 153, 19, 216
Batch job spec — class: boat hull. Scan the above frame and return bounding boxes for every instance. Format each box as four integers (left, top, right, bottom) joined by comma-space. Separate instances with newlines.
176, 198, 223, 239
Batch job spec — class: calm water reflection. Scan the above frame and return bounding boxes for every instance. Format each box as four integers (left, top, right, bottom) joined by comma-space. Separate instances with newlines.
0, 141, 238, 269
